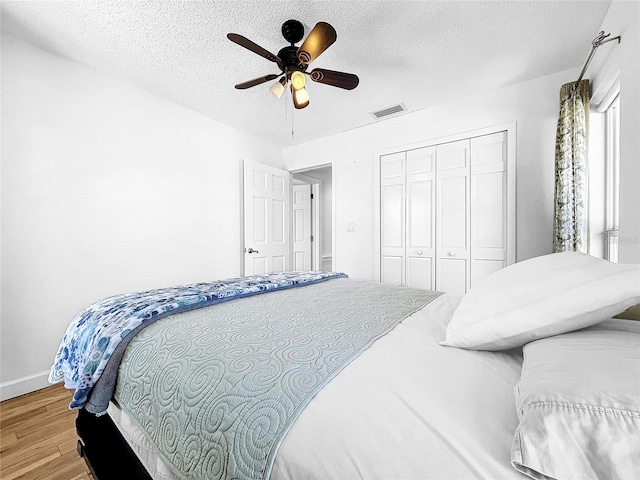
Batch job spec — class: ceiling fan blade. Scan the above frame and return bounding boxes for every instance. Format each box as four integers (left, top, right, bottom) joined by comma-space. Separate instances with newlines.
310, 69, 359, 90
227, 33, 281, 63
235, 74, 279, 90
297, 22, 337, 64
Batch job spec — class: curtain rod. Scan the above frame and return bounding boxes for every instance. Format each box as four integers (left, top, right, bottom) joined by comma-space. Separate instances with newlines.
572, 31, 621, 91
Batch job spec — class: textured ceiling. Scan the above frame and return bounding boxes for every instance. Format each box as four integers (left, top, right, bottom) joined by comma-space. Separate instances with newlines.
1, 0, 612, 148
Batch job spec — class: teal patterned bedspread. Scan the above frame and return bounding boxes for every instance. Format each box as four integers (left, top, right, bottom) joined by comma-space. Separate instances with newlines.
49, 271, 346, 410
114, 278, 441, 480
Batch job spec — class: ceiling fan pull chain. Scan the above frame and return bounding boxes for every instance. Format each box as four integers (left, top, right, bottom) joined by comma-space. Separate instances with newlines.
286, 84, 290, 123
286, 83, 294, 139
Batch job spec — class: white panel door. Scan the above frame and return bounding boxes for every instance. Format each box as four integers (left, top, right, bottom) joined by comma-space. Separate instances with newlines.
243, 160, 291, 275
406, 146, 436, 290
378, 128, 513, 294
436, 139, 470, 294
470, 132, 508, 287
380, 152, 405, 285
292, 184, 312, 271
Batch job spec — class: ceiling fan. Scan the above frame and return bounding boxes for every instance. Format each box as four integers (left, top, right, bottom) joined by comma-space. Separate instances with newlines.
227, 19, 359, 109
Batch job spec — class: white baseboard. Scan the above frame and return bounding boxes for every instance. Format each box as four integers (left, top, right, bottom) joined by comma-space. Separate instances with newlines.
321, 255, 333, 271
0, 370, 52, 401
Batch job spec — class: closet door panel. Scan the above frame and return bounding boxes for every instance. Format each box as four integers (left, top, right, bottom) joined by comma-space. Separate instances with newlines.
439, 176, 467, 249
381, 183, 404, 247
470, 132, 508, 289
408, 180, 433, 247
471, 260, 504, 285
407, 257, 433, 290
407, 178, 433, 289
436, 140, 470, 293
380, 152, 406, 285
474, 171, 504, 248
439, 258, 467, 294
438, 147, 468, 170
381, 256, 403, 286
381, 182, 404, 284
381, 153, 405, 179
406, 147, 435, 175
473, 132, 506, 166
406, 147, 435, 289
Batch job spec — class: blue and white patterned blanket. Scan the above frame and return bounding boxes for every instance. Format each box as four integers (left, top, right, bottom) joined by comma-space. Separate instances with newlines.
49, 271, 347, 410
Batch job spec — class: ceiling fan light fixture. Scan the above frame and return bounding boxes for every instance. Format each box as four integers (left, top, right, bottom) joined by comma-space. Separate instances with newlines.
290, 71, 306, 90
270, 76, 287, 98
292, 85, 310, 109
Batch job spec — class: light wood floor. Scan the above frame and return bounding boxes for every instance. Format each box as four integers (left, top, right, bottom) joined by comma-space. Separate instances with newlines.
0, 383, 92, 480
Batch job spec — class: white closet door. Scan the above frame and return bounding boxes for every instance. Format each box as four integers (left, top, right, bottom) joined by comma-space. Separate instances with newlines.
470, 132, 508, 287
380, 152, 405, 285
406, 147, 436, 290
436, 139, 470, 294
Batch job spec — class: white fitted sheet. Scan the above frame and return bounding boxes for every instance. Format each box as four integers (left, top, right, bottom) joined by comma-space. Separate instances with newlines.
272, 293, 526, 479
110, 293, 527, 479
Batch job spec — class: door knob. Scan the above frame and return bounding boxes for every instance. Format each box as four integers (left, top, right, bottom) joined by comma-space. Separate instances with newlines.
416, 251, 423, 256
247, 248, 259, 254
447, 251, 456, 257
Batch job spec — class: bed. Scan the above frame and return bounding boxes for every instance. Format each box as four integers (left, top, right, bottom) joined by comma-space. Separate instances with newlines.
50, 252, 640, 480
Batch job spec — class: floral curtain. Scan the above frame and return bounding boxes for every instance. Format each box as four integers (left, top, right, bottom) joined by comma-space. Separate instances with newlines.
553, 79, 590, 253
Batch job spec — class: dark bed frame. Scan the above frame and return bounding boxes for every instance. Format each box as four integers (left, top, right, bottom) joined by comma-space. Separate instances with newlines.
76, 408, 153, 479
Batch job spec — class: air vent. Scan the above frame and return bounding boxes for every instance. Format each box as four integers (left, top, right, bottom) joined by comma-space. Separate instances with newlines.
370, 103, 407, 120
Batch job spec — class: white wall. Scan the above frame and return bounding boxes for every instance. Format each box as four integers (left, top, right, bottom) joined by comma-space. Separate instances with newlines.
0, 34, 283, 398
284, 69, 580, 280
588, 0, 640, 263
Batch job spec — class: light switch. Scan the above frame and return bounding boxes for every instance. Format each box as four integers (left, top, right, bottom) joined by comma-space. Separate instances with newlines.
347, 221, 356, 231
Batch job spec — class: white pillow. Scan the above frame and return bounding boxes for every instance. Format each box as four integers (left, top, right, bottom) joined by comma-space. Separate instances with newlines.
511, 325, 640, 480
441, 252, 640, 350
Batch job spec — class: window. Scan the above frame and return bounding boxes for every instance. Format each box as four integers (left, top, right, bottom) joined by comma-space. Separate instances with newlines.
604, 93, 620, 262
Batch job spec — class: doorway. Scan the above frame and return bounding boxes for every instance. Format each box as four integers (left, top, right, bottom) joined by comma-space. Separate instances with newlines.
242, 160, 333, 275
292, 165, 333, 272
